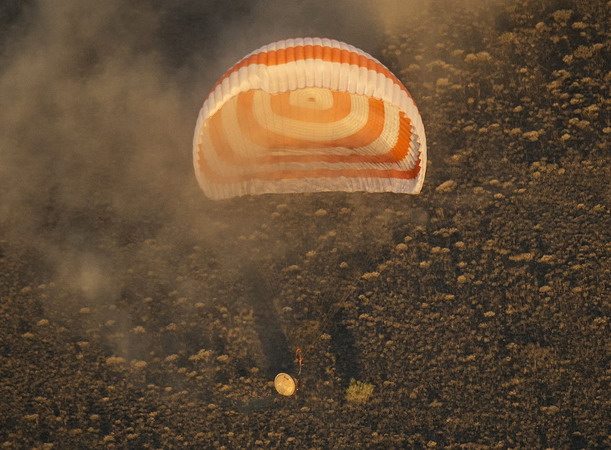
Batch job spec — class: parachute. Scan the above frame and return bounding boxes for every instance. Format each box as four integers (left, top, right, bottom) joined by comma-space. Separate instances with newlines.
193, 38, 426, 200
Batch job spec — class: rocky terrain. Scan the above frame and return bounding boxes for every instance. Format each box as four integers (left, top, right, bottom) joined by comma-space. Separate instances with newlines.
0, 0, 609, 448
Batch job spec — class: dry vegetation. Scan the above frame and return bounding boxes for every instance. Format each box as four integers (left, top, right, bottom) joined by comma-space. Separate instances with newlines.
1, 0, 609, 448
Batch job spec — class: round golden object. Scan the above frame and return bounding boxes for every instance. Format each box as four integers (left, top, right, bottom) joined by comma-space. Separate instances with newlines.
274, 373, 297, 396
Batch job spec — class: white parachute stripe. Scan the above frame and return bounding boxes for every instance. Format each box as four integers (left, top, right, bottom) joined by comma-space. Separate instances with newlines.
216, 90, 402, 158
251, 91, 370, 141
288, 88, 334, 109
200, 121, 414, 179
201, 55, 415, 124
199, 173, 422, 200
200, 133, 420, 182
197, 126, 422, 200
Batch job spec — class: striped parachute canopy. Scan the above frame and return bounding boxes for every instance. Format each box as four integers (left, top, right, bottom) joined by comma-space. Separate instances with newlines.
193, 38, 426, 200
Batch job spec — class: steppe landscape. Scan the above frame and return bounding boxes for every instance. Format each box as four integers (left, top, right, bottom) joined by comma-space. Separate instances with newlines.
0, 0, 609, 447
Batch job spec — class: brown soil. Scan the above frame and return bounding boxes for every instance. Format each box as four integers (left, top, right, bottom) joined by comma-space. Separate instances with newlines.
0, 0, 608, 448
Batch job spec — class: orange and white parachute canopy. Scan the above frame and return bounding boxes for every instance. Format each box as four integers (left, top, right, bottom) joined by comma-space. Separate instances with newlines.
193, 37, 426, 200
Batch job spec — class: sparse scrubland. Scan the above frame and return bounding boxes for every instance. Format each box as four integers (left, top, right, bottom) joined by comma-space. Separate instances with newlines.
1, 0, 609, 448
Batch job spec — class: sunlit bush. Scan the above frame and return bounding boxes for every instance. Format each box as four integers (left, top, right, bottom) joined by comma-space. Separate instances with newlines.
345, 379, 374, 404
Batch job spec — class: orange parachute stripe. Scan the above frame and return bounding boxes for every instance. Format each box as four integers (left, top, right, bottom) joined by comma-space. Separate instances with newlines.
196, 144, 421, 184
236, 90, 386, 151
209, 44, 411, 101
204, 90, 413, 167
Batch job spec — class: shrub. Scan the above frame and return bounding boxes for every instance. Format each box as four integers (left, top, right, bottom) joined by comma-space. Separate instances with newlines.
345, 379, 374, 404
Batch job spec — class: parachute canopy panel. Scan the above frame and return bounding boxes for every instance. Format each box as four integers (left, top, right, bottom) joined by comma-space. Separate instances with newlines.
193, 38, 426, 200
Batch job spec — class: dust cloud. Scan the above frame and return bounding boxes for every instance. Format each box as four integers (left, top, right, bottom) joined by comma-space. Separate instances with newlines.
0, 0, 418, 354
0, 0, 416, 231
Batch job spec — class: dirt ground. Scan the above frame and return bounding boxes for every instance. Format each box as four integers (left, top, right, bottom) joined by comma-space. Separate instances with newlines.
0, 0, 609, 448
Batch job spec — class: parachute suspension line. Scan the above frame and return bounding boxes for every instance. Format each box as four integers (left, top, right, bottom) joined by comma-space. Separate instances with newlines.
295, 348, 303, 376
289, 203, 378, 376
194, 38, 427, 396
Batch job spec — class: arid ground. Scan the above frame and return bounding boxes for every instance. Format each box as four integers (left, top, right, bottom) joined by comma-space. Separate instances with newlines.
0, 0, 609, 448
